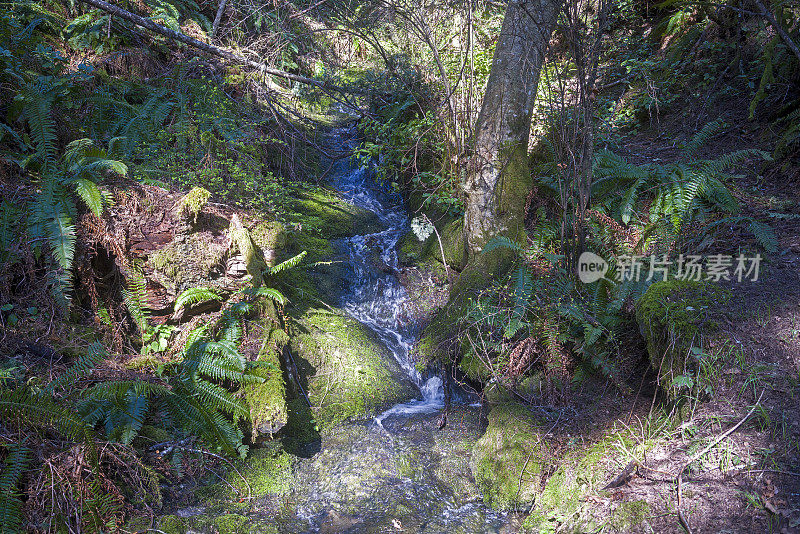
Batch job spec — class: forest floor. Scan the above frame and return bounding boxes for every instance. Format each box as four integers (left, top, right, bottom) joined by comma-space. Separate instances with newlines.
510, 92, 800, 532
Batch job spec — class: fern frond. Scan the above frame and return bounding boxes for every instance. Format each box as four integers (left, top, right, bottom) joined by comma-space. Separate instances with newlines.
696, 148, 771, 174
681, 120, 724, 160
164, 387, 246, 457
199, 355, 263, 383
267, 250, 306, 275
74, 178, 105, 216
217, 309, 245, 344
191, 378, 249, 420
245, 286, 287, 305
123, 267, 150, 333
185, 324, 210, 349
482, 235, 525, 255
22, 84, 57, 166
0, 388, 93, 441
174, 287, 222, 312
202, 340, 246, 371
0, 444, 30, 533
748, 219, 778, 253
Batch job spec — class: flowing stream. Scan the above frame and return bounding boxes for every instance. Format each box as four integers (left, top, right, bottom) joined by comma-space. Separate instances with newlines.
327, 127, 446, 427
273, 126, 513, 533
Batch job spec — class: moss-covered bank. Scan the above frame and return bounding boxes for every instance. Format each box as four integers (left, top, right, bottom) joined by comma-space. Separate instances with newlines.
470, 402, 549, 509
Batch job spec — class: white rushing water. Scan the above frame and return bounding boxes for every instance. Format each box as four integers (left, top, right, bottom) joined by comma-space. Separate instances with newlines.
326, 128, 445, 428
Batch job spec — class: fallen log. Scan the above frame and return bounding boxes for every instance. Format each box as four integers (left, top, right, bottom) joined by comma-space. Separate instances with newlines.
78, 0, 358, 93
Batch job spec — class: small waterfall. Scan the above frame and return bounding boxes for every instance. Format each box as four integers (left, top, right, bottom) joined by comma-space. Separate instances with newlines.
327, 127, 445, 427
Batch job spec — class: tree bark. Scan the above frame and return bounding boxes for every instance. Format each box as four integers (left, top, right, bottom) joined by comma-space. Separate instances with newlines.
463, 0, 561, 254
211, 0, 227, 39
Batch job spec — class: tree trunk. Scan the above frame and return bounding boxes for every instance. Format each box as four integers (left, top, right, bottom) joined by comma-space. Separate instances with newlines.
463, 0, 561, 254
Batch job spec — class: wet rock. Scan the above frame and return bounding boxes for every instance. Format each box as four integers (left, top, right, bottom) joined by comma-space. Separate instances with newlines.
288, 309, 417, 429
320, 510, 361, 533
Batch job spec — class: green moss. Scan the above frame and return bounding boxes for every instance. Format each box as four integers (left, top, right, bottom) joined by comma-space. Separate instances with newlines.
458, 351, 492, 381
284, 231, 344, 307
251, 221, 286, 267
417, 245, 516, 369
157, 512, 266, 534
281, 186, 384, 307
205, 513, 249, 532
230, 214, 267, 286
440, 218, 467, 270
288, 308, 416, 429
288, 186, 382, 239
524, 432, 638, 532
636, 279, 729, 399
244, 322, 288, 440
232, 445, 294, 497
123, 354, 160, 371
156, 515, 185, 534
176, 186, 211, 224
609, 500, 650, 531
147, 232, 227, 294
398, 217, 465, 271
398, 228, 431, 265
470, 402, 548, 509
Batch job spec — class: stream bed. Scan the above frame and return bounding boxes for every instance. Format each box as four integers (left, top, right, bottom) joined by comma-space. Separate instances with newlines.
270, 127, 513, 533
171, 127, 515, 533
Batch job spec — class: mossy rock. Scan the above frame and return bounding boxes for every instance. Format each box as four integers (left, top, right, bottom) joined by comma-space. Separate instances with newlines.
230, 444, 294, 498
398, 217, 466, 272
470, 402, 549, 509
244, 322, 289, 441
523, 431, 642, 533
285, 231, 348, 306
281, 186, 384, 307
288, 187, 382, 239
288, 308, 417, 429
176, 186, 211, 227
251, 221, 287, 267
635, 279, 729, 399
155, 512, 279, 534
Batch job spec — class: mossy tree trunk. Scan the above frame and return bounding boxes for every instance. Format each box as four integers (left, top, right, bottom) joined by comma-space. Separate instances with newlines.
463, 0, 561, 255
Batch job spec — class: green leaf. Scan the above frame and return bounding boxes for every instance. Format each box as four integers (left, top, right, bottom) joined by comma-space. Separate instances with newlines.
174, 287, 222, 312
74, 178, 104, 216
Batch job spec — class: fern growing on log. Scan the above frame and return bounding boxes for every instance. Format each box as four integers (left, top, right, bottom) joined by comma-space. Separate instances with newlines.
122, 265, 150, 333
174, 286, 222, 313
